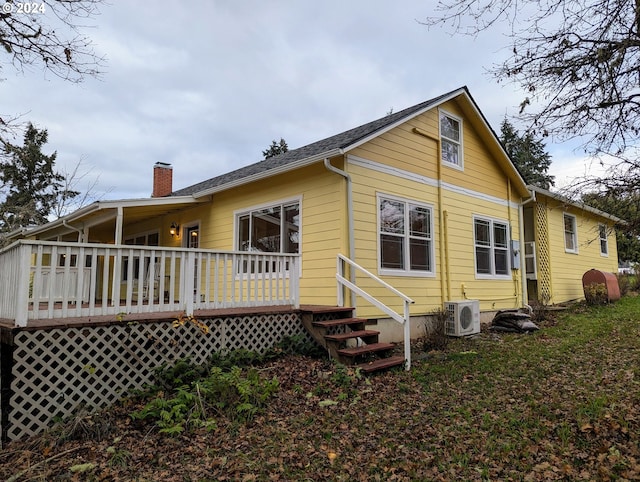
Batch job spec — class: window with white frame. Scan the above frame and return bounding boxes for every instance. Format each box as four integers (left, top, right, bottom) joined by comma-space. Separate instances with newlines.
379, 196, 434, 275
123, 231, 159, 281
237, 201, 300, 254
440, 111, 462, 168
599, 224, 608, 256
474, 217, 510, 278
564, 213, 578, 253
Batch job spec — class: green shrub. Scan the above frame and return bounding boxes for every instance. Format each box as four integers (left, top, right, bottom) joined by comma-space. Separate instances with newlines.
584, 282, 609, 305
131, 366, 279, 434
152, 357, 208, 392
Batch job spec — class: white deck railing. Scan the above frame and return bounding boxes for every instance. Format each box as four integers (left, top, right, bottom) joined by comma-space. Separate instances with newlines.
336, 253, 414, 370
0, 240, 299, 327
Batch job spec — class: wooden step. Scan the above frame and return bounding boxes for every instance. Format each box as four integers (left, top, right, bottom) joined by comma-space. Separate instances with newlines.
324, 330, 379, 342
337, 342, 395, 357
312, 317, 367, 328
356, 356, 405, 373
300, 305, 354, 314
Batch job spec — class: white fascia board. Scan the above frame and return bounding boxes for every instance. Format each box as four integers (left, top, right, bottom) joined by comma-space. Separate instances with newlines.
192, 149, 344, 198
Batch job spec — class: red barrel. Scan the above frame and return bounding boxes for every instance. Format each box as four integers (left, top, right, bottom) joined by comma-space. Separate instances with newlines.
582, 269, 621, 302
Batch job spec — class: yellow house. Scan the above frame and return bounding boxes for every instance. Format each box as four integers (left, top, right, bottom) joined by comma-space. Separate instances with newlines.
523, 186, 620, 305
5, 86, 619, 336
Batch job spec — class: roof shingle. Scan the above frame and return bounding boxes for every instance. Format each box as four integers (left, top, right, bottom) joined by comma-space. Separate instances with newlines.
172, 87, 465, 196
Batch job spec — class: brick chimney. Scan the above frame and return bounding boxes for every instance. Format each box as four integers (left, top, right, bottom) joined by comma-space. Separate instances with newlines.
152, 162, 173, 197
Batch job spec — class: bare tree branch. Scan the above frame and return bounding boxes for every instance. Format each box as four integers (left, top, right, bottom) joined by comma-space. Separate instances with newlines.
0, 0, 105, 82
421, 0, 640, 156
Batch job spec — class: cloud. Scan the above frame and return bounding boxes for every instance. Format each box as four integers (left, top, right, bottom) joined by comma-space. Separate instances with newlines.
0, 0, 588, 202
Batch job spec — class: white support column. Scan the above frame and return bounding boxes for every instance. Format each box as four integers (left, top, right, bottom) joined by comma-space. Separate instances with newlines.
114, 206, 124, 245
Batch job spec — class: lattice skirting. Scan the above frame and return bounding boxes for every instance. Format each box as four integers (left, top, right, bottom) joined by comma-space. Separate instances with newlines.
5, 312, 308, 441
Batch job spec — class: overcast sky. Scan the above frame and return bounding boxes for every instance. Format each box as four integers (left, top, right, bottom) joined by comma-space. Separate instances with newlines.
3, 0, 591, 203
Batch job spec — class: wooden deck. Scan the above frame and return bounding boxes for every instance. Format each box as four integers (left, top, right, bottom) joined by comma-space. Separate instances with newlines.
0, 304, 341, 331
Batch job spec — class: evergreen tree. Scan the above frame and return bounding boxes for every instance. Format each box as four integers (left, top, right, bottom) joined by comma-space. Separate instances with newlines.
0, 123, 77, 232
500, 119, 555, 189
262, 138, 289, 159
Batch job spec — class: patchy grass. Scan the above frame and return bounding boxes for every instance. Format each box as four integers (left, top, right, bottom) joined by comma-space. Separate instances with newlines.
2, 297, 640, 481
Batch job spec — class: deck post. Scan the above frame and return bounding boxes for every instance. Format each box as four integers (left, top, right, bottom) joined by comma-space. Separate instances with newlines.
184, 250, 195, 316
291, 256, 300, 308
15, 244, 31, 327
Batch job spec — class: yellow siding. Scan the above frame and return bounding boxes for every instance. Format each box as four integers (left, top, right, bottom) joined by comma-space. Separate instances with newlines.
108, 94, 527, 317
542, 196, 618, 303
179, 161, 348, 307
348, 143, 523, 319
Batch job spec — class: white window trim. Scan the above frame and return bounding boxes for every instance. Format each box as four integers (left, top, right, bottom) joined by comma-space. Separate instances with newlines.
599, 223, 609, 257
182, 221, 201, 248
473, 215, 511, 280
377, 193, 436, 278
439, 108, 464, 171
233, 196, 302, 278
563, 213, 579, 254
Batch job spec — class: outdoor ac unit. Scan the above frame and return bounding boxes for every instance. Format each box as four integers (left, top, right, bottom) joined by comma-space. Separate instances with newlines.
444, 300, 481, 337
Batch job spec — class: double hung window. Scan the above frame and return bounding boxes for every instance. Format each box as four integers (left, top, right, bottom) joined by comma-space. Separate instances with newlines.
599, 224, 608, 256
564, 213, 578, 253
474, 217, 510, 278
440, 111, 463, 168
379, 195, 434, 275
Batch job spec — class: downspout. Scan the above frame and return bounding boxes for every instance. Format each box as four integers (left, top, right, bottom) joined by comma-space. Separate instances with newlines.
323, 157, 355, 304
519, 189, 536, 307
412, 127, 448, 304
507, 179, 517, 304
63, 220, 84, 242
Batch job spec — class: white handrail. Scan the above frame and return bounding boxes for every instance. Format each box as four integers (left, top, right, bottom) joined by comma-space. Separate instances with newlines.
336, 253, 414, 370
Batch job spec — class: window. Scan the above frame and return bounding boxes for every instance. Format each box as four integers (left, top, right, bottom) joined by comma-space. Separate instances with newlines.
237, 201, 299, 254
440, 111, 462, 168
123, 231, 159, 281
564, 213, 578, 253
379, 196, 434, 275
474, 217, 510, 278
184, 225, 199, 248
599, 224, 608, 256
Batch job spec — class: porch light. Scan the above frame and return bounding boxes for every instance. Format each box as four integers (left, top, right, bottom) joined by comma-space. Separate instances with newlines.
169, 222, 180, 237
